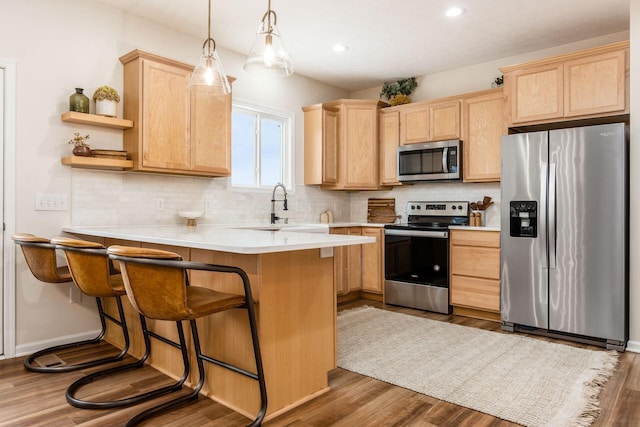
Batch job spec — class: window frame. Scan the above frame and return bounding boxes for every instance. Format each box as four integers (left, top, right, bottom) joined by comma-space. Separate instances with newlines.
229, 100, 294, 193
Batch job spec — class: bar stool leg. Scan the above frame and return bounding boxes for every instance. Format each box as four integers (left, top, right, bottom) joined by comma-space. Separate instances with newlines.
66, 316, 189, 409
24, 296, 130, 373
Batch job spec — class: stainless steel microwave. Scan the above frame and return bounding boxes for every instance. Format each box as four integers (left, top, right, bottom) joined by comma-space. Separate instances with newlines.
397, 139, 462, 182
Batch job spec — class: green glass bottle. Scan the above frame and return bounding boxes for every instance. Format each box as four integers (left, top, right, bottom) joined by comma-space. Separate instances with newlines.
69, 88, 89, 113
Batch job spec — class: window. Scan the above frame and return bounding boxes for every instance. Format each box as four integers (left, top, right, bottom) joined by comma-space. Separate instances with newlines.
231, 102, 293, 191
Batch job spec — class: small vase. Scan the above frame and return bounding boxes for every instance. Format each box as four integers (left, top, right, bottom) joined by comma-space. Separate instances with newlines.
72, 145, 91, 157
95, 99, 117, 117
69, 88, 90, 114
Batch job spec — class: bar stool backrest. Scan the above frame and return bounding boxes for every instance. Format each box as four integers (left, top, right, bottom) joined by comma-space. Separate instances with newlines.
12, 233, 72, 283
51, 237, 119, 298
107, 246, 186, 321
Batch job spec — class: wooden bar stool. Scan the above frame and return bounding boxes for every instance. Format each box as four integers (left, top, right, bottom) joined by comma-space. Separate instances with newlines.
53, 238, 188, 411
12, 233, 130, 372
107, 245, 268, 427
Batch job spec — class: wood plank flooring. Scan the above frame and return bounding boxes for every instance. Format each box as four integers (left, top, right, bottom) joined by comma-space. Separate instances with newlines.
1, 299, 639, 426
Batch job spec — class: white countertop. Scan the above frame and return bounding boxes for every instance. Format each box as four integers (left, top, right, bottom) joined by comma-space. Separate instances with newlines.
449, 225, 501, 232
62, 224, 375, 255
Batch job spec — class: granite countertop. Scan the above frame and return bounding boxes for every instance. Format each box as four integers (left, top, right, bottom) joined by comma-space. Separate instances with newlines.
62, 224, 375, 255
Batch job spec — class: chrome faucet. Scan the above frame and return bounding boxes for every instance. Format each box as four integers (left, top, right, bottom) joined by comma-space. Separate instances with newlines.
270, 182, 288, 224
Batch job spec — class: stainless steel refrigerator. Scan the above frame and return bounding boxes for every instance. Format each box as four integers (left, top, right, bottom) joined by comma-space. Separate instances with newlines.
500, 122, 628, 351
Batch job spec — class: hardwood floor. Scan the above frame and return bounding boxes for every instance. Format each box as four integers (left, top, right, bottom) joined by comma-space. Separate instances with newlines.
1, 299, 639, 426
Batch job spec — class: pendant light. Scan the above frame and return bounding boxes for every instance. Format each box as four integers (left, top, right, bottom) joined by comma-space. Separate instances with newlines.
189, 0, 231, 95
243, 0, 294, 77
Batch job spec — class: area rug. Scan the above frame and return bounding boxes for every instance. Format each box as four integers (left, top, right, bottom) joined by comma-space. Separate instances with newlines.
337, 307, 619, 427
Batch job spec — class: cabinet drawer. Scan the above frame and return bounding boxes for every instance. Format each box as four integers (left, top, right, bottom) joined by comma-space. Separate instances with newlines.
450, 245, 500, 279
450, 230, 499, 248
450, 275, 500, 312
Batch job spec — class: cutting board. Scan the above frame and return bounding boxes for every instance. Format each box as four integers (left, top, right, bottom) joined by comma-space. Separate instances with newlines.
367, 198, 399, 224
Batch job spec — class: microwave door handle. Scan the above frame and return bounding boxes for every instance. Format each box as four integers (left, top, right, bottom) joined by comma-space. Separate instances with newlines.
442, 147, 449, 173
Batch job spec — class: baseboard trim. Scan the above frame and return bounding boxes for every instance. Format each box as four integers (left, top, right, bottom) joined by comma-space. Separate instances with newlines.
625, 340, 640, 353
14, 329, 103, 358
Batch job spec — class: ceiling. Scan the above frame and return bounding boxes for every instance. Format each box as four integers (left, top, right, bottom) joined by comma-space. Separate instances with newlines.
91, 0, 629, 91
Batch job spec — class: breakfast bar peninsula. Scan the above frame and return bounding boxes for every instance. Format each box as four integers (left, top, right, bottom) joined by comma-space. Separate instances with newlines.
63, 224, 374, 422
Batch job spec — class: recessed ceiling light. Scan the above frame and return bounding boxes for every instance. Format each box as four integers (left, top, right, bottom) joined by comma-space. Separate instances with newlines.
445, 6, 466, 17
332, 44, 349, 53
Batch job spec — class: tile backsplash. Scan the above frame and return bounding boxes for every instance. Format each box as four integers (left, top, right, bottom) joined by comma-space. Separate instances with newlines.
71, 170, 500, 227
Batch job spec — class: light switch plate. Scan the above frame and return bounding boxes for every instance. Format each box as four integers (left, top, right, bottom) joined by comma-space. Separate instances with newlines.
35, 193, 68, 211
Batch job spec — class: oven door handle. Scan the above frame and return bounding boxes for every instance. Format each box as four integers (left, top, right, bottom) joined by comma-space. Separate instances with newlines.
384, 229, 449, 238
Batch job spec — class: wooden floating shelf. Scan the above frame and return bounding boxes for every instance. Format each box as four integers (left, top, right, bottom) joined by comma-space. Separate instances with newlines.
61, 156, 133, 170
61, 111, 133, 130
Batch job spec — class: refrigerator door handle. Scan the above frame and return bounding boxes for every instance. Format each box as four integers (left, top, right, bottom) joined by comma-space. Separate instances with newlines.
540, 163, 548, 268
442, 147, 449, 173
548, 163, 557, 269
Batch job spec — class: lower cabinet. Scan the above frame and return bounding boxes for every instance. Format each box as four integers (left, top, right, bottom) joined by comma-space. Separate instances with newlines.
332, 226, 384, 301
361, 227, 384, 295
449, 229, 501, 321
331, 227, 362, 296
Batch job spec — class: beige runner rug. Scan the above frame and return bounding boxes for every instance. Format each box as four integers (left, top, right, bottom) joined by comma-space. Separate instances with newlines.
337, 307, 619, 427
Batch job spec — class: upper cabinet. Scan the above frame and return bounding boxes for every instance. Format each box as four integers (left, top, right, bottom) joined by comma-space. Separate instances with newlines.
400, 99, 461, 145
120, 49, 232, 177
501, 41, 629, 127
303, 99, 388, 190
378, 108, 402, 186
461, 88, 505, 182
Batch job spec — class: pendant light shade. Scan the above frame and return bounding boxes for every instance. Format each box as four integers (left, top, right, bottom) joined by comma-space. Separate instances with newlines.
243, 0, 293, 77
189, 0, 231, 95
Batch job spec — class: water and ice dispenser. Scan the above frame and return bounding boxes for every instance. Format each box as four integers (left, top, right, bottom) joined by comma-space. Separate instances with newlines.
509, 201, 537, 238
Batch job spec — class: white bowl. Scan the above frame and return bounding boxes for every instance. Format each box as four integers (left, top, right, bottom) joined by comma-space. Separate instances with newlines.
178, 211, 204, 220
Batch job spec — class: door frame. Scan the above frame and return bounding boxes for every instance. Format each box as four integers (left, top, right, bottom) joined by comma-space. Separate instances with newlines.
1, 57, 17, 358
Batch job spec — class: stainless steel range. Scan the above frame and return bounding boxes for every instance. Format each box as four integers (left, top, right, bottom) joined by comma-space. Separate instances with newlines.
384, 201, 469, 313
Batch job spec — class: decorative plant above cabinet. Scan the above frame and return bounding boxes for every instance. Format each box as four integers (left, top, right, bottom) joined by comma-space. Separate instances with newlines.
380, 77, 418, 106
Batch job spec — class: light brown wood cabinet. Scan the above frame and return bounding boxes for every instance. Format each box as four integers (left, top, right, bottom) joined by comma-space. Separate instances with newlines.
461, 88, 505, 182
501, 41, 629, 127
378, 108, 402, 186
400, 99, 461, 145
303, 99, 387, 190
120, 49, 232, 177
361, 227, 384, 294
449, 229, 500, 321
331, 227, 362, 296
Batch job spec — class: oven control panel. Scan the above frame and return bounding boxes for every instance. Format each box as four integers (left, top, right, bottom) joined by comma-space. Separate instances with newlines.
406, 201, 469, 217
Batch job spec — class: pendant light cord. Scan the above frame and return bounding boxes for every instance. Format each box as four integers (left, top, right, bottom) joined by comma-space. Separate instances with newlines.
202, 0, 215, 56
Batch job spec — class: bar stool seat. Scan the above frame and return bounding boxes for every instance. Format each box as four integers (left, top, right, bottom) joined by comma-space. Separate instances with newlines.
107, 245, 267, 427
12, 233, 130, 373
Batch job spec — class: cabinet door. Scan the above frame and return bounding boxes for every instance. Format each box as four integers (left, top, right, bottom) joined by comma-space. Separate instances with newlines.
507, 62, 563, 125
462, 89, 505, 182
429, 100, 460, 141
400, 103, 429, 144
564, 49, 626, 118
342, 105, 378, 189
141, 59, 191, 170
330, 228, 347, 295
379, 109, 401, 186
190, 91, 231, 175
346, 228, 363, 292
361, 228, 383, 293
322, 107, 339, 184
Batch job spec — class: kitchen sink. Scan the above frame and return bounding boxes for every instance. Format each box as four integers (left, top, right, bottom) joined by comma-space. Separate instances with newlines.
230, 224, 329, 233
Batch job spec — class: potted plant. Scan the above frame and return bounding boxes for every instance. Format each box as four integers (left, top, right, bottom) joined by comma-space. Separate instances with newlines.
68, 132, 91, 156
92, 85, 121, 117
380, 77, 418, 106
